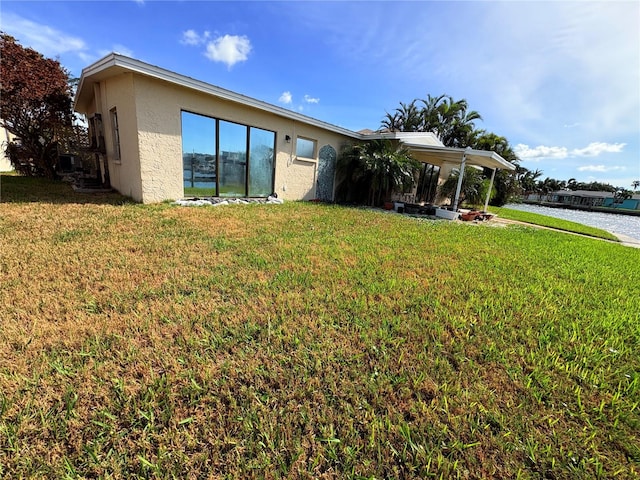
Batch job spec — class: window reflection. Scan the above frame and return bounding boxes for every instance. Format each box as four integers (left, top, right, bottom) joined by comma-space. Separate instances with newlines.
249, 127, 275, 197
296, 137, 316, 159
182, 112, 216, 196
181, 111, 275, 197
219, 120, 247, 197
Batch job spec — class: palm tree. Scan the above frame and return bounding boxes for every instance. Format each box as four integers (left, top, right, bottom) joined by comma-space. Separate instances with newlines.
418, 95, 482, 147
336, 140, 420, 206
517, 168, 543, 194
438, 166, 487, 207
381, 100, 422, 132
381, 111, 402, 132
632, 180, 640, 191
383, 94, 482, 147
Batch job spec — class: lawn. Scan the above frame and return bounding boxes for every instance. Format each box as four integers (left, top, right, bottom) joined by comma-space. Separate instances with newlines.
490, 206, 619, 241
1, 175, 639, 479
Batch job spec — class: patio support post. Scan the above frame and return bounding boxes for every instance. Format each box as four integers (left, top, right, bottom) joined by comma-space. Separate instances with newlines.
484, 168, 496, 212
452, 147, 470, 211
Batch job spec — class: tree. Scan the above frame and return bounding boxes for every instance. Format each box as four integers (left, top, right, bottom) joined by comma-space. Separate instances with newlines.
380, 97, 521, 206
517, 167, 543, 194
632, 180, 639, 191
422, 95, 482, 148
469, 131, 521, 206
1, 33, 75, 178
538, 177, 564, 194
382, 94, 482, 148
438, 166, 488, 207
335, 139, 420, 206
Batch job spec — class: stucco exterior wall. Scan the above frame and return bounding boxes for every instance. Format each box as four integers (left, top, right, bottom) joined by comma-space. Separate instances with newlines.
127, 75, 354, 202
133, 76, 183, 203
98, 73, 143, 201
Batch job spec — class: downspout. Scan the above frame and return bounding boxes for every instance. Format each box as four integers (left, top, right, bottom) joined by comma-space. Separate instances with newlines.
452, 147, 471, 211
484, 167, 496, 212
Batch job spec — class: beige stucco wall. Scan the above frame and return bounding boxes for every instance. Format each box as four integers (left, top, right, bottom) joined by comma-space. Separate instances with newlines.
133, 76, 183, 203
96, 74, 144, 201
123, 75, 354, 203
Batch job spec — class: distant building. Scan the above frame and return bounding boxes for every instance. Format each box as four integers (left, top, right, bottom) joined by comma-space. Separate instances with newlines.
524, 190, 640, 211
0, 123, 15, 172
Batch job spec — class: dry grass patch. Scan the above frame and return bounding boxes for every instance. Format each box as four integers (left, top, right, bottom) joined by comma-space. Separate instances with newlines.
1, 175, 639, 479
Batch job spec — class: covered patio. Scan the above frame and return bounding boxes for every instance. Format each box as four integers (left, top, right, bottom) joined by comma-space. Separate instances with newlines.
401, 143, 516, 213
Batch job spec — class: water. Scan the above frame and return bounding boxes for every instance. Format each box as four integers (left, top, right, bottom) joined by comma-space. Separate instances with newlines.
503, 203, 640, 241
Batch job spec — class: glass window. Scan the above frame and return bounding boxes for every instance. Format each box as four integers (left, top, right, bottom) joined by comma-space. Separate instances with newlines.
180, 111, 275, 198
249, 127, 275, 197
296, 137, 316, 159
181, 111, 217, 196
218, 120, 247, 197
110, 108, 121, 161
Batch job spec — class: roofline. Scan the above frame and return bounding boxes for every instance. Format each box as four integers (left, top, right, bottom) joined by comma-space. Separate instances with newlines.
73, 54, 515, 172
74, 53, 362, 139
551, 190, 617, 197
362, 131, 443, 144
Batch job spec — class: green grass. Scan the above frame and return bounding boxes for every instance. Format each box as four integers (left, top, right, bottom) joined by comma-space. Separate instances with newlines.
0, 173, 132, 205
183, 186, 216, 197
491, 206, 620, 241
1, 175, 639, 479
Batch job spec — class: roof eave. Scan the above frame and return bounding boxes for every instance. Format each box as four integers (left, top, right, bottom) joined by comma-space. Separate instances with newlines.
401, 143, 516, 171
73, 53, 362, 139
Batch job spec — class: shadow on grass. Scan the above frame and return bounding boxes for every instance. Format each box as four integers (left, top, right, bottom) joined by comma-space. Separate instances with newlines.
0, 174, 134, 205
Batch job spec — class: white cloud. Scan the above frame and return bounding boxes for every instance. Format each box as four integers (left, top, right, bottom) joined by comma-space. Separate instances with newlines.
181, 29, 210, 46
578, 165, 625, 173
515, 142, 626, 160
515, 144, 568, 160
279, 91, 292, 104
304, 95, 320, 104
2, 12, 88, 59
204, 34, 252, 68
571, 142, 626, 157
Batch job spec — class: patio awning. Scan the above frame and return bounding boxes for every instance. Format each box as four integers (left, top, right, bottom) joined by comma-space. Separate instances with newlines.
402, 143, 516, 212
401, 143, 516, 171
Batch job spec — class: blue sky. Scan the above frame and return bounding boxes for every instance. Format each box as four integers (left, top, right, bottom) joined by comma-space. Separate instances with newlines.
3, 1, 639, 189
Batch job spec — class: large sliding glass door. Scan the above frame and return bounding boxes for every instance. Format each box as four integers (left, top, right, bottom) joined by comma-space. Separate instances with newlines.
182, 112, 217, 196
218, 120, 248, 197
249, 127, 275, 197
181, 111, 275, 197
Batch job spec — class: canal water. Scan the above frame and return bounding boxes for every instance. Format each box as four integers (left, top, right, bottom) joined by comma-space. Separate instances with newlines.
503, 203, 640, 241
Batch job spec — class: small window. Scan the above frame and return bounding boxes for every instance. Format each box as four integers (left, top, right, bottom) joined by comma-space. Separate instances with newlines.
296, 137, 316, 159
110, 107, 121, 161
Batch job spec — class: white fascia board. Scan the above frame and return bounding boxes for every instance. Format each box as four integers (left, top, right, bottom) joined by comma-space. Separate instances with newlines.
363, 131, 444, 146
402, 143, 516, 171
74, 53, 362, 139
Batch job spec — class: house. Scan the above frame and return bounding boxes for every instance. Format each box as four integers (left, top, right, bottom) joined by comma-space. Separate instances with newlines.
1, 124, 15, 172
524, 190, 640, 211
603, 193, 640, 210
524, 190, 609, 206
74, 54, 515, 205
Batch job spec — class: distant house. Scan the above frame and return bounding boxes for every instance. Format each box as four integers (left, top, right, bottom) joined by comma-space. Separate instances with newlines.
603, 194, 640, 210
74, 54, 514, 204
524, 190, 640, 211
0, 124, 15, 172
556, 190, 610, 207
